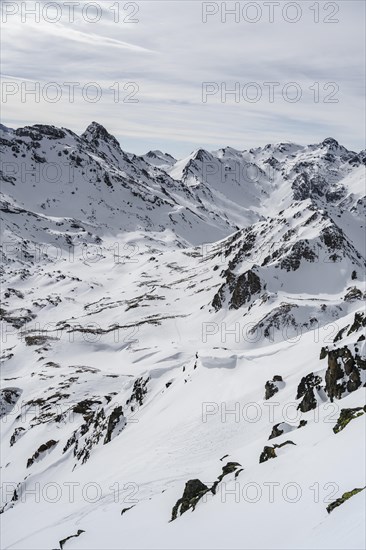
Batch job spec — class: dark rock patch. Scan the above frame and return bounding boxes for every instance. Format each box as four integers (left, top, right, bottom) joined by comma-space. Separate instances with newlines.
327, 487, 365, 514
333, 406, 366, 434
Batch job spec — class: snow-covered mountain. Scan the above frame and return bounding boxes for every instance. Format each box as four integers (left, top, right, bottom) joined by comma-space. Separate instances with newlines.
1, 123, 365, 550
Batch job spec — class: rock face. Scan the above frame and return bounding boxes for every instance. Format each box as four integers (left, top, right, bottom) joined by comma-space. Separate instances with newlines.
24, 335, 57, 346
230, 269, 262, 309
9, 426, 26, 446
325, 347, 365, 401
27, 439, 58, 468
211, 462, 242, 493
318, 311, 366, 402
104, 406, 126, 444
333, 407, 366, 434
212, 267, 263, 311
269, 423, 286, 440
171, 462, 242, 521
265, 375, 284, 400
0, 307, 36, 328
0, 387, 22, 418
326, 487, 365, 514
259, 441, 296, 463
171, 479, 210, 521
296, 373, 323, 412
59, 529, 85, 549
126, 377, 149, 410
269, 420, 307, 440
63, 408, 107, 465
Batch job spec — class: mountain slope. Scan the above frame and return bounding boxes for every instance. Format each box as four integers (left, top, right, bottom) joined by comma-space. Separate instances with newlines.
0, 123, 365, 550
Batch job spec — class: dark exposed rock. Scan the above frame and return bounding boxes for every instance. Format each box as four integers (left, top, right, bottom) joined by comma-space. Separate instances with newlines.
0, 387, 22, 418
24, 334, 57, 346
27, 439, 58, 468
211, 462, 242, 493
296, 373, 322, 412
268, 420, 306, 441
326, 487, 365, 514
280, 240, 317, 271
325, 347, 362, 401
104, 406, 126, 444
72, 398, 102, 418
126, 376, 149, 410
59, 530, 85, 549
171, 479, 210, 521
333, 406, 366, 434
10, 426, 26, 446
259, 445, 277, 463
344, 287, 363, 302
212, 267, 263, 311
259, 441, 296, 463
265, 375, 284, 400
347, 311, 365, 336
15, 124, 67, 141
268, 423, 285, 440
322, 137, 339, 149
333, 326, 349, 343
121, 505, 135, 515
64, 408, 107, 465
229, 269, 262, 310
0, 482, 22, 514
249, 303, 301, 340
0, 307, 36, 328
4, 288, 24, 299
171, 461, 242, 521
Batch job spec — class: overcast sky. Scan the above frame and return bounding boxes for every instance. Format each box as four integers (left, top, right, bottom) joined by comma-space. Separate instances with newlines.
1, 0, 365, 157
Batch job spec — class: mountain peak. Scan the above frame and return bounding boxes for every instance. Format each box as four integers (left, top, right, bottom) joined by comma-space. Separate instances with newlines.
81, 122, 121, 151
321, 137, 339, 149
192, 148, 212, 162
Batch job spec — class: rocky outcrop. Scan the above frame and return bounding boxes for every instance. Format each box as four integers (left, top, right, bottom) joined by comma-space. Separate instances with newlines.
265, 375, 284, 400
211, 462, 242, 493
296, 373, 323, 412
229, 269, 262, 309
104, 406, 126, 444
259, 441, 296, 463
10, 427, 26, 446
0, 307, 36, 328
333, 407, 366, 434
250, 303, 300, 340
280, 240, 317, 272
59, 530, 85, 549
268, 420, 307, 440
0, 387, 22, 419
326, 487, 365, 514
126, 376, 149, 411
24, 334, 58, 346
171, 479, 210, 521
63, 408, 107, 465
171, 462, 242, 521
325, 347, 364, 401
212, 267, 263, 311
27, 440, 58, 468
